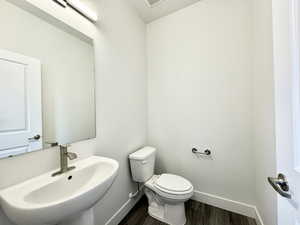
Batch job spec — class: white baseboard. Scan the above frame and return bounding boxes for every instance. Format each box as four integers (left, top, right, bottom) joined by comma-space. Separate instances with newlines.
104, 193, 143, 225
254, 207, 265, 225
104, 189, 265, 225
192, 190, 261, 221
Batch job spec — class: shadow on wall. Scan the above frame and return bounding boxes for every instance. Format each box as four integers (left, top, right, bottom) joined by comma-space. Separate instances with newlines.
155, 152, 167, 175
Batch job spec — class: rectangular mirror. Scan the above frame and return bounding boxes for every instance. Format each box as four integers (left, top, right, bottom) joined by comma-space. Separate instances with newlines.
0, 2, 96, 158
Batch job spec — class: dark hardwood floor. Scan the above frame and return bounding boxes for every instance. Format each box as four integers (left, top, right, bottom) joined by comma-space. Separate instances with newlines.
119, 196, 257, 225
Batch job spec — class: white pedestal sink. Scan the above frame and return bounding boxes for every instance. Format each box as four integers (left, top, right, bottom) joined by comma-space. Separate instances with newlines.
0, 156, 119, 225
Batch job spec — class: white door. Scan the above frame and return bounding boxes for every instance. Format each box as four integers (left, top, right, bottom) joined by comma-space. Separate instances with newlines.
0, 49, 42, 158
271, 0, 300, 224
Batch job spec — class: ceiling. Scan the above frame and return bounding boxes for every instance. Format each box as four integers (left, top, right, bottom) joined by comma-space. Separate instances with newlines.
129, 0, 201, 23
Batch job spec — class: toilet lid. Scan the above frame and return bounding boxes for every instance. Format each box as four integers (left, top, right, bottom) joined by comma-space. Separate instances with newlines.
154, 174, 192, 193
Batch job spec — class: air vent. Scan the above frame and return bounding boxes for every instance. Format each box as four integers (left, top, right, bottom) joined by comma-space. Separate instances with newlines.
145, 0, 163, 7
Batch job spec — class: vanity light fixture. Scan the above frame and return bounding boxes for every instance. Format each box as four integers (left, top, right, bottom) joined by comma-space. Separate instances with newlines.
53, 0, 98, 23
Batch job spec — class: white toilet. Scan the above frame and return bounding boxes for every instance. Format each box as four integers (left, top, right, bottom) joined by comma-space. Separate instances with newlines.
129, 147, 194, 225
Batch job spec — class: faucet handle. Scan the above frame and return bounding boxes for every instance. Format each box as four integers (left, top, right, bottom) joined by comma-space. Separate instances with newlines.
67, 152, 78, 160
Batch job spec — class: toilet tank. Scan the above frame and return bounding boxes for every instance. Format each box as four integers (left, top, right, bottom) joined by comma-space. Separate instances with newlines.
129, 147, 156, 182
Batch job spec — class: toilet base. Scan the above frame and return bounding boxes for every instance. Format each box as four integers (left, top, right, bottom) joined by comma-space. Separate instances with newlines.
145, 188, 187, 225
148, 203, 186, 225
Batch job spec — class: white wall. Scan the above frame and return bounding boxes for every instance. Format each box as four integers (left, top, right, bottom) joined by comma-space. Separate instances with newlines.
252, 0, 277, 224
0, 0, 147, 225
92, 0, 147, 223
147, 0, 255, 205
0, 1, 281, 225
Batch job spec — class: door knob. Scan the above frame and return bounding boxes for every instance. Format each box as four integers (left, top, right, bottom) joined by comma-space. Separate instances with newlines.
268, 173, 291, 199
28, 135, 41, 141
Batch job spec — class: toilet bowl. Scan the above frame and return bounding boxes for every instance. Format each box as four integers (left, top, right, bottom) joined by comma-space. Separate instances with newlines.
145, 174, 193, 225
129, 147, 194, 225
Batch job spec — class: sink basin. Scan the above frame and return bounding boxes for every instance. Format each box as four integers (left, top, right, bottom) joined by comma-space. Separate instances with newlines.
0, 156, 119, 225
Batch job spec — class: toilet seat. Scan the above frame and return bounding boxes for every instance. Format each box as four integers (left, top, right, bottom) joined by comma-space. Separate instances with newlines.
145, 174, 194, 201
154, 174, 193, 195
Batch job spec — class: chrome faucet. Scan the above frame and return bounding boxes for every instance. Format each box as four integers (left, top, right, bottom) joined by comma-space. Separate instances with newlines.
52, 145, 78, 177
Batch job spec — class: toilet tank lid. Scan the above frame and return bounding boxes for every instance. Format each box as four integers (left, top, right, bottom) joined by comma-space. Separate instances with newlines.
129, 147, 156, 161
